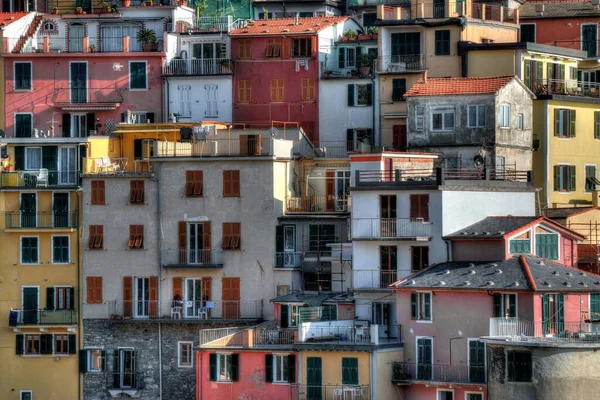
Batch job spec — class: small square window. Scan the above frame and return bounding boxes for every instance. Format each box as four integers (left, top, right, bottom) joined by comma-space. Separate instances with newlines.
431, 107, 455, 131
52, 236, 70, 263
87, 349, 103, 372
178, 342, 193, 368
507, 351, 532, 382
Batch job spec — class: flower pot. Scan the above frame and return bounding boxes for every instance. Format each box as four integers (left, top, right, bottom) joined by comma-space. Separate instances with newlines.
360, 66, 371, 76
143, 43, 154, 51
370, 34, 378, 40
358, 34, 370, 41
122, 0, 130, 6
342, 36, 349, 42
51, 9, 59, 14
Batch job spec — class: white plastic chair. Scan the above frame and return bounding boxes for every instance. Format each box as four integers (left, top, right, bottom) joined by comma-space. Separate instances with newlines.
171, 306, 182, 320
37, 168, 48, 187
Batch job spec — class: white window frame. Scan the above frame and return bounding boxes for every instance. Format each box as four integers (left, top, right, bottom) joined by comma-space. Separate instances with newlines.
52, 333, 70, 355
340, 47, 356, 69
416, 291, 432, 322
499, 104, 510, 128
130, 112, 148, 124
520, 23, 536, 42
464, 392, 484, 400
217, 353, 233, 382
289, 304, 301, 327
24, 147, 42, 171
517, 113, 524, 130
51, 235, 70, 264
14, 61, 32, 91
52, 285, 73, 310
437, 388, 454, 400
556, 163, 573, 192
467, 338, 486, 383
20, 390, 33, 400
20, 236, 40, 265
87, 348, 103, 373
415, 106, 425, 131
467, 105, 486, 128
178, 341, 194, 368
355, 84, 369, 107
15, 112, 33, 138
533, 223, 561, 260
43, 21, 55, 31
431, 106, 455, 132
129, 60, 148, 91
273, 353, 289, 383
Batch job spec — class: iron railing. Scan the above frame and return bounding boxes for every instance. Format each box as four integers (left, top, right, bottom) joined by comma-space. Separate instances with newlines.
348, 0, 410, 6
352, 270, 397, 289
528, 78, 600, 98
355, 168, 533, 186
10, 309, 78, 325
162, 58, 233, 76
286, 195, 351, 213
154, 137, 273, 157
274, 251, 303, 268
254, 328, 298, 346
0, 170, 80, 188
107, 372, 144, 390
52, 87, 123, 105
291, 384, 371, 400
108, 299, 263, 320
376, 55, 425, 73
392, 362, 485, 384
489, 317, 600, 342
301, 325, 372, 344
172, 15, 243, 33
5, 211, 78, 229
378, 2, 517, 22
351, 218, 432, 239
161, 249, 223, 267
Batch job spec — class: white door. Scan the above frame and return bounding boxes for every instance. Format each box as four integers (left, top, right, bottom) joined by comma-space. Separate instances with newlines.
184, 278, 202, 318
59, 147, 77, 184
205, 84, 218, 118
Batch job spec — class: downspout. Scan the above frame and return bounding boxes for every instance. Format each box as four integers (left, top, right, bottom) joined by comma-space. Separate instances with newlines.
76, 189, 82, 400
372, 74, 379, 146
164, 78, 169, 123
370, 351, 377, 400
159, 322, 163, 400
445, 240, 451, 262
544, 100, 550, 209
458, 41, 468, 77
156, 162, 163, 400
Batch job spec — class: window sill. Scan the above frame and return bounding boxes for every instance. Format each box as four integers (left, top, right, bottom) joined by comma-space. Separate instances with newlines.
20, 262, 40, 265
272, 382, 291, 385
14, 89, 33, 92
216, 380, 233, 384
51, 261, 71, 265
129, 88, 149, 91
178, 365, 193, 368
416, 320, 433, 323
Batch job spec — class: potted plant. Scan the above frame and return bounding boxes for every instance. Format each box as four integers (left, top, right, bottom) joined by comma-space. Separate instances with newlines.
89, 44, 95, 52
136, 27, 157, 51
179, 0, 188, 6
358, 30, 370, 41
122, 0, 131, 7
367, 26, 378, 40
343, 29, 357, 41
220, 59, 232, 73
357, 53, 374, 76
74, 6, 83, 14
51, 7, 59, 14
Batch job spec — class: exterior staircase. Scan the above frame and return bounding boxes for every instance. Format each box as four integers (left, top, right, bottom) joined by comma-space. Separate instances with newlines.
12, 14, 43, 53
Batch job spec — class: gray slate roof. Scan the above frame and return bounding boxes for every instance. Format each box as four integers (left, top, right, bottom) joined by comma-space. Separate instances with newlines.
444, 216, 538, 239
520, 2, 600, 19
271, 292, 353, 305
545, 207, 595, 220
393, 256, 600, 292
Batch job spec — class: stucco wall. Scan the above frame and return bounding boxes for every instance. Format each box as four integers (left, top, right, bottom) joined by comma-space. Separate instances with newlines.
300, 350, 371, 386
165, 76, 232, 122
374, 348, 404, 400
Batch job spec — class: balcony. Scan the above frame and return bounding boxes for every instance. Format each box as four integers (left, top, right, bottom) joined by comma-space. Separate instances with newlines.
376, 55, 425, 74
162, 58, 233, 76
21, 35, 163, 54
291, 384, 371, 400
308, 140, 376, 158
351, 218, 432, 240
9, 309, 78, 326
153, 136, 292, 158
107, 372, 144, 395
5, 211, 78, 230
0, 170, 81, 189
108, 300, 263, 321
52, 87, 123, 110
392, 362, 485, 384
348, 0, 409, 7
274, 251, 303, 269
554, 40, 600, 58
528, 78, 600, 99
286, 195, 351, 213
377, 2, 518, 23
352, 269, 398, 290
173, 16, 242, 33
83, 157, 154, 176
488, 318, 600, 342
161, 249, 223, 269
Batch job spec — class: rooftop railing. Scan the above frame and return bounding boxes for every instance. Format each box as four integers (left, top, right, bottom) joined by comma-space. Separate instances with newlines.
20, 35, 163, 54
528, 78, 600, 98
172, 16, 244, 33
349, 0, 410, 6
376, 54, 425, 73
286, 195, 351, 213
153, 137, 280, 158
392, 361, 485, 384
377, 2, 518, 23
291, 384, 371, 400
0, 169, 80, 188
162, 58, 233, 76
352, 269, 398, 289
488, 317, 600, 342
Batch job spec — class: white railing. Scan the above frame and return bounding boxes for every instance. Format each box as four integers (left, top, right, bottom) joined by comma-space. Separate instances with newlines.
489, 317, 600, 341
199, 327, 242, 345
162, 58, 232, 76
351, 218, 432, 239
353, 269, 397, 289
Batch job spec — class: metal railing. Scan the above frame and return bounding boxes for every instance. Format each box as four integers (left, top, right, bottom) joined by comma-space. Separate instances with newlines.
349, 0, 409, 6
0, 170, 80, 188
154, 137, 273, 157
20, 35, 163, 54
311, 140, 353, 158
301, 325, 372, 344
392, 362, 485, 384
274, 251, 303, 268
489, 317, 600, 342
254, 327, 298, 346
162, 58, 233, 76
84, 157, 130, 174
554, 39, 599, 58
199, 327, 242, 345
5, 211, 78, 229
108, 299, 263, 320
286, 195, 351, 213
376, 55, 425, 73
356, 168, 437, 185
353, 270, 397, 289
11, 309, 78, 325
107, 372, 144, 390
161, 249, 222, 267
528, 78, 600, 98
351, 218, 432, 239
52, 87, 123, 105
378, 2, 517, 22
291, 384, 371, 400
172, 16, 243, 33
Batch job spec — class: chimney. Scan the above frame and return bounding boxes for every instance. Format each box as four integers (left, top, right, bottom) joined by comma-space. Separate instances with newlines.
423, 70, 428, 83
295, 13, 299, 25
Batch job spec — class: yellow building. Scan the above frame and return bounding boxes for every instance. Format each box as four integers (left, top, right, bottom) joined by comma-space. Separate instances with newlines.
375, 0, 520, 150
0, 140, 83, 400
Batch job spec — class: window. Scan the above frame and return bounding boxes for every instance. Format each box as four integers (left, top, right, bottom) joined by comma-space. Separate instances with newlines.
520, 24, 536, 43
410, 194, 429, 220
222, 222, 241, 250
24, 147, 41, 170
209, 353, 239, 382
517, 113, 524, 130
15, 114, 33, 138
595, 111, 600, 139
411, 246, 429, 272
507, 351, 532, 382
493, 293, 517, 318
266, 38, 282, 57
342, 357, 359, 385
468, 340, 485, 383
434, 30, 450, 55
53, 334, 71, 355
535, 230, 559, 260
363, 12, 376, 26
437, 390, 454, 400
431, 107, 455, 131
52, 236, 69, 263
276, 285, 290, 297
258, 11, 273, 19
43, 21, 55, 31
205, 84, 219, 117
301, 78, 316, 101
554, 165, 576, 192
270, 79, 284, 102
292, 38, 311, 57
586, 165, 600, 192
20, 391, 33, 400
348, 84, 373, 107
415, 106, 425, 130
391, 32, 420, 57
273, 354, 289, 382
338, 47, 356, 69
88, 225, 104, 249
91, 180, 105, 205
14, 62, 32, 90
468, 105, 486, 128
128, 225, 144, 249
238, 80, 251, 103
238, 39, 251, 59
466, 394, 483, 400
178, 342, 193, 368
86, 349, 105, 372
554, 109, 576, 137
309, 224, 336, 256
86, 277, 103, 304
130, 180, 145, 203
51, 287, 73, 310
223, 170, 240, 197
392, 79, 406, 101
509, 232, 531, 254
129, 61, 147, 90
499, 104, 510, 128
185, 170, 203, 197
21, 237, 39, 264
24, 334, 41, 354
411, 292, 432, 321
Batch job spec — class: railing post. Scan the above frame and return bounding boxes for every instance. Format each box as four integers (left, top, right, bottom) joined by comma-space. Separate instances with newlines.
499, 6, 504, 22
481, 3, 486, 20
123, 36, 130, 53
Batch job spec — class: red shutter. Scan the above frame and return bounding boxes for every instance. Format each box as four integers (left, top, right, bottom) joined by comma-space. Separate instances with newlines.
222, 222, 231, 249
128, 225, 135, 248
282, 38, 291, 59
223, 170, 230, 197
149, 276, 158, 318
95, 277, 103, 303
410, 195, 419, 219
232, 170, 240, 196
173, 277, 183, 299
98, 181, 105, 204
231, 223, 241, 250
311, 36, 317, 57
203, 221, 211, 263
195, 171, 203, 196
91, 181, 97, 204
420, 194, 429, 221
178, 221, 187, 264
326, 170, 335, 211
185, 171, 194, 196
123, 276, 133, 317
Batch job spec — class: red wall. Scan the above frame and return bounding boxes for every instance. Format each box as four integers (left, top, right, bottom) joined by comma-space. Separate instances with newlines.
4, 54, 163, 137
231, 36, 320, 141
523, 18, 600, 48
196, 350, 298, 400
404, 384, 486, 400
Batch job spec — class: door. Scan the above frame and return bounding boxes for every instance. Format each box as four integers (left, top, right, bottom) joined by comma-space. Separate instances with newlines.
184, 278, 202, 318
417, 337, 433, 380
70, 62, 87, 104
433, 0, 445, 18
222, 277, 240, 319
134, 278, 149, 318
283, 225, 296, 267
582, 24, 598, 58
306, 357, 322, 400
59, 147, 77, 184
53, 193, 69, 228
335, 170, 351, 211
469, 340, 485, 383
22, 287, 38, 324
70, 114, 87, 138
380, 246, 397, 288
542, 294, 564, 335
591, 294, 600, 321
114, 349, 136, 389
384, 158, 393, 181
380, 195, 397, 237
188, 223, 203, 264
392, 125, 407, 151
372, 302, 390, 338
20, 193, 36, 228
69, 24, 84, 53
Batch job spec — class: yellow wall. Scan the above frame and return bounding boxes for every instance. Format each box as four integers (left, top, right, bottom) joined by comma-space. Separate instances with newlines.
301, 350, 371, 387
375, 349, 403, 400
461, 23, 518, 44
379, 74, 421, 149
467, 49, 517, 77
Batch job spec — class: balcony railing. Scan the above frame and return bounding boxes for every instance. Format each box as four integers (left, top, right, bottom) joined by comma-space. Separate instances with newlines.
83, 157, 153, 175
199, 327, 243, 345
377, 2, 518, 23
107, 372, 144, 391
353, 269, 397, 289
528, 78, 600, 98
392, 362, 485, 384
301, 325, 372, 344
9, 309, 78, 326
351, 218, 432, 239
172, 16, 243, 33
21, 35, 163, 54
349, 0, 410, 7
5, 211, 78, 229
154, 137, 278, 157
0, 170, 80, 188
291, 384, 371, 400
376, 55, 425, 73
274, 251, 303, 268
52, 87, 123, 106
286, 195, 351, 213
161, 249, 223, 268
162, 58, 233, 76
253, 327, 298, 346
108, 300, 263, 320
554, 39, 600, 58
488, 317, 600, 342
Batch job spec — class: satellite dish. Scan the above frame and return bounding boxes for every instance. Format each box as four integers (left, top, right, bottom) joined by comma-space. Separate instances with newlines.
474, 155, 485, 168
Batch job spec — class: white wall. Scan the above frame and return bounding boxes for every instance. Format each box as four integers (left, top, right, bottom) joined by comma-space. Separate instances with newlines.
166, 76, 232, 122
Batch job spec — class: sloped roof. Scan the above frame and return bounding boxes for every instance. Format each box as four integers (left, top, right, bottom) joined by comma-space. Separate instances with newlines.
545, 207, 597, 220
404, 75, 515, 97
392, 256, 600, 292
0, 12, 28, 27
520, 2, 600, 19
270, 291, 353, 305
230, 16, 349, 36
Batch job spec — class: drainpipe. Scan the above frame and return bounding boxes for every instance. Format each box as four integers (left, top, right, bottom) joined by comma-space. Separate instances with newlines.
371, 74, 379, 146
445, 240, 451, 262
370, 350, 376, 400
164, 78, 169, 123
76, 189, 82, 400
156, 163, 163, 400
159, 322, 163, 400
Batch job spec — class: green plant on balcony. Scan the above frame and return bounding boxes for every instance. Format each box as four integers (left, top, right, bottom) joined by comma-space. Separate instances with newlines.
51, 7, 59, 14
136, 28, 157, 51
74, 6, 86, 14
357, 29, 370, 41
367, 26, 378, 39
343, 29, 357, 41
220, 59, 232, 72
357, 53, 375, 76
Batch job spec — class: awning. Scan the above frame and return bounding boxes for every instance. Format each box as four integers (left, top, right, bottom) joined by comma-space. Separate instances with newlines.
383, 113, 407, 119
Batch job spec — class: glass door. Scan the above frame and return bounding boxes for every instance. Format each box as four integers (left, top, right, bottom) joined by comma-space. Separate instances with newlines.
188, 223, 203, 264
372, 302, 390, 339
70, 114, 87, 138
134, 278, 149, 318
417, 337, 433, 380
117, 349, 136, 389
70, 62, 87, 103
69, 24, 84, 53
335, 170, 350, 211
22, 287, 39, 324
20, 193, 36, 228
59, 147, 77, 185
283, 225, 296, 267
184, 278, 202, 318
53, 193, 69, 228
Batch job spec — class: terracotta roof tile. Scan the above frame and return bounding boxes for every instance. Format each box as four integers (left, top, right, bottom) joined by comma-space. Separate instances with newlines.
404, 75, 515, 97
0, 12, 28, 27
230, 16, 349, 36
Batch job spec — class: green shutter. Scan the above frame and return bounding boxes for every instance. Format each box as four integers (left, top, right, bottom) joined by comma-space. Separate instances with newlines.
79, 350, 88, 373
424, 293, 431, 319
101, 350, 106, 371
209, 353, 217, 381
509, 294, 517, 317
342, 358, 358, 384
231, 354, 239, 381
493, 294, 502, 317
338, 48, 345, 68
591, 294, 600, 319
280, 304, 289, 328
554, 165, 560, 191
570, 109, 576, 137
68, 335, 76, 355
554, 109, 560, 136
348, 84, 355, 107
542, 294, 549, 334
288, 354, 296, 383
557, 294, 565, 335
40, 334, 52, 354
524, 60, 531, 87
16, 334, 24, 355
570, 165, 576, 192
366, 83, 373, 106
596, 112, 600, 139
265, 354, 273, 383
62, 113, 71, 137
46, 287, 55, 311
411, 292, 418, 319
14, 146, 24, 171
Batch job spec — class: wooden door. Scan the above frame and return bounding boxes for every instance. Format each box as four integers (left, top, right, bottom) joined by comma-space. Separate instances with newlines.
306, 357, 322, 400
392, 125, 407, 151
222, 277, 240, 319
325, 170, 335, 211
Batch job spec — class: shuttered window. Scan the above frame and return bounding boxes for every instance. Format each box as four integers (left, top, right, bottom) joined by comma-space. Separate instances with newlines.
342, 358, 359, 385
535, 233, 559, 260
21, 237, 39, 264
301, 78, 316, 101
128, 225, 144, 249
266, 39, 282, 57
185, 170, 203, 197
509, 239, 531, 254
86, 276, 103, 304
53, 334, 71, 355
88, 225, 104, 249
223, 170, 240, 197
222, 222, 241, 250
129, 61, 147, 90
507, 351, 532, 382
130, 180, 145, 204
409, 194, 429, 220
52, 236, 70, 263
410, 292, 431, 320
210, 353, 239, 382
14, 62, 32, 90
238, 40, 251, 59
270, 79, 284, 102
238, 80, 251, 103
554, 165, 576, 192
292, 38, 312, 57
554, 109, 576, 138
91, 180, 105, 205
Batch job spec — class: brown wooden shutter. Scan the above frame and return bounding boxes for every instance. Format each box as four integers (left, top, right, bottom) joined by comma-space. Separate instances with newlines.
130, 180, 144, 203
239, 135, 249, 155
203, 221, 211, 263
88, 226, 96, 249
149, 276, 158, 318
98, 181, 105, 204
326, 170, 335, 211
202, 277, 212, 316
185, 171, 194, 196
301, 79, 308, 100
97, 225, 104, 249
420, 194, 429, 221
254, 134, 262, 155
178, 221, 187, 264
311, 36, 317, 57
232, 223, 241, 250
409, 195, 419, 219
194, 171, 203, 196
173, 277, 183, 299
123, 276, 133, 317
128, 225, 135, 248
282, 38, 291, 59
86, 277, 95, 303
91, 181, 97, 204
222, 222, 231, 249
232, 170, 240, 196
95, 277, 103, 303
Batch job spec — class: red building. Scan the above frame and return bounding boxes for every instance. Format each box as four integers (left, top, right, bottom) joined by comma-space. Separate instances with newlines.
229, 16, 350, 142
